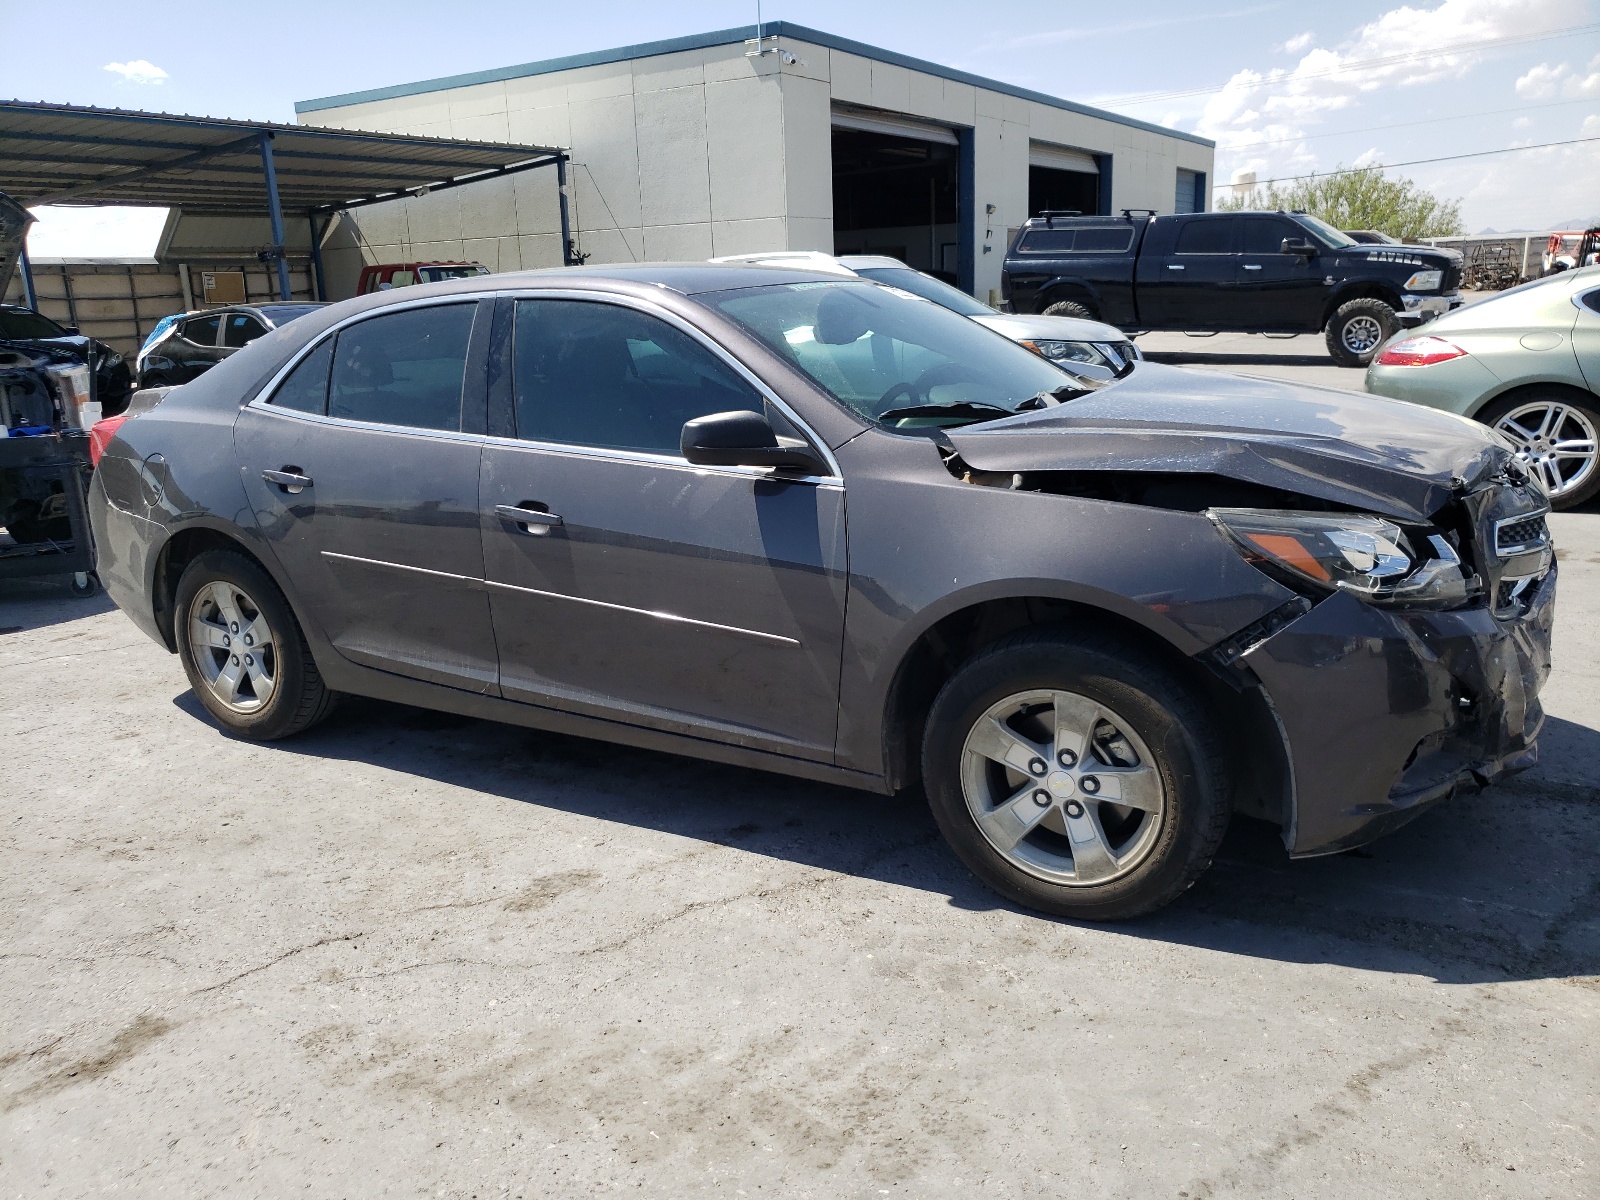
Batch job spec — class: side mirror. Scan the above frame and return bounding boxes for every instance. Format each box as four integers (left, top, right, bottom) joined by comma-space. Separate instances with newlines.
681, 411, 828, 475
1280, 238, 1317, 257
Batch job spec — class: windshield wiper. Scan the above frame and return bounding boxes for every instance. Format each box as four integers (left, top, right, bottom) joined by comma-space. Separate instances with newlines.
877, 400, 1017, 424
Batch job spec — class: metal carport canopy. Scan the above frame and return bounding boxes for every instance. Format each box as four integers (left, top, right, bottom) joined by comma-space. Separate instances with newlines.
0, 100, 574, 299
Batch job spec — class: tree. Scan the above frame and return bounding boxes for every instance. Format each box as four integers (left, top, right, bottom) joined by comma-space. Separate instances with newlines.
1217, 167, 1465, 240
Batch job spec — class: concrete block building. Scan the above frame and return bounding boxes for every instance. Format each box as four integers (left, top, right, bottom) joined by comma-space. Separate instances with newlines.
296, 22, 1214, 302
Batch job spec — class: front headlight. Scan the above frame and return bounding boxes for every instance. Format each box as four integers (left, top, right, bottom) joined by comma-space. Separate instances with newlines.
1207, 508, 1479, 609
1403, 269, 1443, 291
1020, 338, 1106, 365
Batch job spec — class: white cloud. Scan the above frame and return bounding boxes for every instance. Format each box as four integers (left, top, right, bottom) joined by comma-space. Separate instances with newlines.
1513, 53, 1600, 99
1582, 113, 1600, 135
102, 60, 168, 85
1279, 31, 1315, 54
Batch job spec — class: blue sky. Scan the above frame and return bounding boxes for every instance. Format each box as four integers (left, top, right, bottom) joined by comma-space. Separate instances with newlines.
11, 0, 1600, 253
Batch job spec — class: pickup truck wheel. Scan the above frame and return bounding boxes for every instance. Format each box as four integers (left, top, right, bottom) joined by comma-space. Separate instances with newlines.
1325, 298, 1395, 367
921, 629, 1230, 921
1042, 299, 1097, 321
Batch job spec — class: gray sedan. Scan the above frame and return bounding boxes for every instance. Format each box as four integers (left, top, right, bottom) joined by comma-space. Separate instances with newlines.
90, 264, 1554, 920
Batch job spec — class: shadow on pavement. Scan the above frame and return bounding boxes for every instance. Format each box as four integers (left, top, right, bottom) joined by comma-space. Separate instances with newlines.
179, 689, 1600, 989
0, 576, 114, 632
1142, 351, 1338, 368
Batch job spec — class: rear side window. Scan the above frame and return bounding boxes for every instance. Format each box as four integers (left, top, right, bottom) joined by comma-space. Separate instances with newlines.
328, 303, 476, 431
181, 314, 222, 344
512, 299, 762, 455
1016, 226, 1133, 254
1174, 220, 1234, 254
269, 339, 333, 414
222, 314, 269, 348
1582, 289, 1600, 315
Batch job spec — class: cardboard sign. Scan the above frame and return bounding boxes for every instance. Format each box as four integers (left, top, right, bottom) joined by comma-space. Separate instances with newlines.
199, 270, 246, 305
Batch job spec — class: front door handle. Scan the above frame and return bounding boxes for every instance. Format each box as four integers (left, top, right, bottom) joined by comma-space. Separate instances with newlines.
1243, 263, 1263, 271
496, 503, 563, 535
1166, 264, 1185, 270
262, 468, 313, 494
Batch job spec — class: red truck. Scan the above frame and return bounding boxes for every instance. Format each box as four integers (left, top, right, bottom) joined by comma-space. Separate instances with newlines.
356, 261, 490, 294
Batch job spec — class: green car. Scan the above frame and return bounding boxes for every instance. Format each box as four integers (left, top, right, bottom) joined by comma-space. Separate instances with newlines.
1366, 265, 1600, 509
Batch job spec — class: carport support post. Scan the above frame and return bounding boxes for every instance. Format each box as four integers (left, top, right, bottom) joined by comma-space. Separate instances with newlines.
308, 214, 327, 302
556, 153, 577, 267
257, 131, 292, 301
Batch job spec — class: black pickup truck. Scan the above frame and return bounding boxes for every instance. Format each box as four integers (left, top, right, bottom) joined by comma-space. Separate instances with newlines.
1002, 209, 1464, 366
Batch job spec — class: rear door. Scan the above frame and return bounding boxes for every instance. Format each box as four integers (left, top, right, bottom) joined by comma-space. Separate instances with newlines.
235, 299, 499, 693
1234, 215, 1327, 330
171, 313, 225, 380
479, 295, 848, 760
1136, 214, 1238, 328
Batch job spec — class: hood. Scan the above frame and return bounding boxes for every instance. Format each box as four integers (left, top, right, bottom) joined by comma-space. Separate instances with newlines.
0, 192, 33, 300
1338, 242, 1457, 268
944, 362, 1512, 523
974, 312, 1129, 344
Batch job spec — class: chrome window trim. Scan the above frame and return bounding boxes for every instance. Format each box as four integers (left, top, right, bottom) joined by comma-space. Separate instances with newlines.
321, 550, 800, 647
245, 288, 842, 481
1573, 286, 1600, 315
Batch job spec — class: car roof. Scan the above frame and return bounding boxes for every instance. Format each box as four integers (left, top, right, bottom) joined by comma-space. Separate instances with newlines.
464, 262, 857, 295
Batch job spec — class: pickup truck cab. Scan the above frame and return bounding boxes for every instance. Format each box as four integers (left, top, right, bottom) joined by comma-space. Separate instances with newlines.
1003, 210, 1464, 366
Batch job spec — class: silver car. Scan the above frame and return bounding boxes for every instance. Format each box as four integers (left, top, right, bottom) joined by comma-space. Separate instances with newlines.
1366, 266, 1600, 508
711, 251, 1139, 380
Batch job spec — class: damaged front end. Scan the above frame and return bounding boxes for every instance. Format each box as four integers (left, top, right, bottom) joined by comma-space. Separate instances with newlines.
941, 365, 1557, 856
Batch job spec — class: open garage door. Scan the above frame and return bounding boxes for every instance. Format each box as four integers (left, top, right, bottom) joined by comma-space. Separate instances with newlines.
831, 109, 962, 283
1029, 142, 1102, 218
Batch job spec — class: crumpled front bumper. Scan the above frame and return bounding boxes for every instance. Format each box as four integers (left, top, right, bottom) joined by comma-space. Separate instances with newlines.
1240, 566, 1556, 856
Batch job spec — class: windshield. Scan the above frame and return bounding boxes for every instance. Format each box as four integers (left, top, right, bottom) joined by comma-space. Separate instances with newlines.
702, 281, 1077, 428
1291, 213, 1357, 249
257, 304, 325, 325
0, 309, 68, 339
852, 266, 993, 317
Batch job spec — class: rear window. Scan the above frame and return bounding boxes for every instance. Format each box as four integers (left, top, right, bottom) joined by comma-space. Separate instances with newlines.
1016, 226, 1134, 255
1174, 220, 1233, 254
0, 309, 67, 339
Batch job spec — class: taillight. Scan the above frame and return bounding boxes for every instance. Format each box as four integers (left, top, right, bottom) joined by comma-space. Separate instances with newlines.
1375, 336, 1468, 367
88, 414, 129, 466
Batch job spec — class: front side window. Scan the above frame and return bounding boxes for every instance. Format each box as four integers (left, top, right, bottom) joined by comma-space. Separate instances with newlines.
1240, 218, 1293, 256
222, 314, 269, 348
328, 303, 476, 431
1174, 219, 1233, 255
1290, 213, 1357, 249
703, 281, 1074, 428
512, 299, 762, 454
181, 314, 222, 345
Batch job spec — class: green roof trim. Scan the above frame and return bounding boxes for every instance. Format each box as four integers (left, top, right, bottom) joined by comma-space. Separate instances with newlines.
294, 21, 1214, 149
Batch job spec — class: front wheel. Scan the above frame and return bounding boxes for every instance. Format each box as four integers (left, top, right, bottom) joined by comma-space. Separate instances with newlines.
921, 630, 1231, 920
1478, 390, 1600, 509
174, 549, 337, 739
1324, 298, 1396, 367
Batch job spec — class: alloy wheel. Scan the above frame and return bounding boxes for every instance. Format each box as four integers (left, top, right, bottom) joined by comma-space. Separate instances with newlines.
187, 581, 278, 713
1493, 401, 1599, 498
1341, 315, 1384, 355
959, 689, 1166, 886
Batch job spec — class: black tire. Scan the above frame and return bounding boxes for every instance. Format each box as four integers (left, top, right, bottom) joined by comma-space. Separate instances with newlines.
1476, 389, 1600, 510
174, 549, 337, 740
1042, 299, 1098, 321
138, 372, 172, 389
921, 629, 1230, 920
1324, 297, 1396, 367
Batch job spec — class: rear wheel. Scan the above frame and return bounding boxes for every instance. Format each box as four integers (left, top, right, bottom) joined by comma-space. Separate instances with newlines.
1042, 299, 1098, 321
921, 630, 1230, 920
1324, 297, 1395, 367
174, 549, 337, 739
1478, 390, 1600, 509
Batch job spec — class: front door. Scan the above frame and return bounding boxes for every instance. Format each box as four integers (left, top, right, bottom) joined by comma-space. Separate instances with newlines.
235, 299, 500, 693
171, 312, 228, 382
1234, 215, 1328, 330
1136, 214, 1238, 328
479, 296, 848, 760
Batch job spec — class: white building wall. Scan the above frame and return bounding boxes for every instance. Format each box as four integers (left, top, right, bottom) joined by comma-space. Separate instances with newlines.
299, 32, 1212, 301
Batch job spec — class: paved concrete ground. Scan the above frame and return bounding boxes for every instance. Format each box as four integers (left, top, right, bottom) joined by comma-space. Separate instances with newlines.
3, 349, 1597, 1197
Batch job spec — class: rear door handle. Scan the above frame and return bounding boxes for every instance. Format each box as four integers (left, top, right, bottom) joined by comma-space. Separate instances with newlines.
1166, 264, 1185, 270
1243, 263, 1263, 271
262, 468, 313, 494
496, 503, 563, 535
